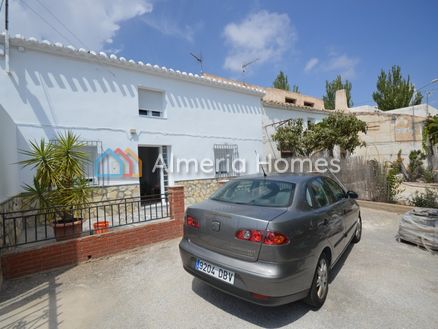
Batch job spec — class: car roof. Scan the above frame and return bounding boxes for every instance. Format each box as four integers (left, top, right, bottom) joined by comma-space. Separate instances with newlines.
233, 172, 324, 184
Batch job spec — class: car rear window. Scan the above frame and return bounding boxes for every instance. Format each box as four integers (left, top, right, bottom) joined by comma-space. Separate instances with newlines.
211, 179, 295, 207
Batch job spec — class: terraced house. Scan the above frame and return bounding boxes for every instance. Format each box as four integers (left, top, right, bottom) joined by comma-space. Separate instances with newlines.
0, 33, 329, 205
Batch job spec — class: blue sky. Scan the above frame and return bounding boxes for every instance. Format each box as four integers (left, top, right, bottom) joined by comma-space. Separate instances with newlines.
6, 0, 438, 107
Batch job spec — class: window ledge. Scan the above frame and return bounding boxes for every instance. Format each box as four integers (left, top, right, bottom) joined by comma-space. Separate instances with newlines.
139, 115, 168, 120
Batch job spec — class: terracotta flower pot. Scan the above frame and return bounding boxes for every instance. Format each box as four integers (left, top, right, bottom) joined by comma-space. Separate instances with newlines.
53, 219, 83, 241
93, 221, 110, 234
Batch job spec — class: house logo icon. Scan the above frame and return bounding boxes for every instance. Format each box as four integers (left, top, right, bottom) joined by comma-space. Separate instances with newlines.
95, 148, 142, 178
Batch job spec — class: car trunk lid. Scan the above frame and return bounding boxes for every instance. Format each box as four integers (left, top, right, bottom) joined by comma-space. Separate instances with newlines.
186, 199, 287, 261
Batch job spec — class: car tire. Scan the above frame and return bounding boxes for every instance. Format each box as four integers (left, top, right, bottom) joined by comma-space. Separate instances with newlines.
352, 216, 362, 243
305, 253, 329, 308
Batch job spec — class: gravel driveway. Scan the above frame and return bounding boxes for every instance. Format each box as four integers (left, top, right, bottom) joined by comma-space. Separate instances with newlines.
1, 206, 437, 329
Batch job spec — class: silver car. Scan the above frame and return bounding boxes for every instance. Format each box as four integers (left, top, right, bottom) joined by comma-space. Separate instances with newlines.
179, 174, 361, 307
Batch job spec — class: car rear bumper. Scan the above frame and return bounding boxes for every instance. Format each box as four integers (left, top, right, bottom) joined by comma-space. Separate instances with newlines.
179, 238, 312, 306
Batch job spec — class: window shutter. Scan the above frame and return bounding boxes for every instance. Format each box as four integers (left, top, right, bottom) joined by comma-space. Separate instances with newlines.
138, 89, 163, 113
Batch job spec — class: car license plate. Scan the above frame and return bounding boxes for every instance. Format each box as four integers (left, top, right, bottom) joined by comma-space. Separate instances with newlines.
195, 259, 235, 285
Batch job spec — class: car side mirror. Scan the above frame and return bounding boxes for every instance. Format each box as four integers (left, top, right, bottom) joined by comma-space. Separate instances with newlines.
347, 191, 358, 199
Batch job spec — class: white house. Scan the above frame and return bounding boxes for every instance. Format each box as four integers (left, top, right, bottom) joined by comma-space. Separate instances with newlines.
0, 33, 328, 203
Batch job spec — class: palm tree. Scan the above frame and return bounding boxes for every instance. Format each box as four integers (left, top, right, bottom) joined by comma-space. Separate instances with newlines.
19, 131, 91, 223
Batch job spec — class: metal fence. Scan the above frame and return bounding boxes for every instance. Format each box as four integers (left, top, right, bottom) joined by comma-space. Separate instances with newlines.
1, 194, 169, 248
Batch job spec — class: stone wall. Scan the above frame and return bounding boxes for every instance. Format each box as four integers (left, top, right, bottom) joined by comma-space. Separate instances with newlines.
175, 178, 229, 207
90, 184, 140, 202
0, 196, 26, 249
396, 182, 438, 205
0, 196, 27, 289
352, 112, 426, 161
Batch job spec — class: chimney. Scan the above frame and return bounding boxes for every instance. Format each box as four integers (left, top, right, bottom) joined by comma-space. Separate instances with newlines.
335, 89, 349, 112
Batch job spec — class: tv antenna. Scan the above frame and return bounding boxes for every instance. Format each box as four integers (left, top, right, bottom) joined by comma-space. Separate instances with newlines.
254, 150, 267, 177
190, 52, 203, 74
242, 58, 259, 73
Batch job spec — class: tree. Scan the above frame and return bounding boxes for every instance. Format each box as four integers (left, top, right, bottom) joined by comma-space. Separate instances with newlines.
310, 111, 367, 157
372, 65, 423, 111
292, 85, 299, 93
272, 119, 305, 156
323, 75, 353, 110
271, 112, 367, 158
273, 71, 290, 91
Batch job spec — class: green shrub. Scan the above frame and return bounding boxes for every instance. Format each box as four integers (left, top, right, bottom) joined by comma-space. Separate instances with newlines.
407, 150, 425, 181
386, 167, 403, 203
410, 188, 438, 208
384, 152, 405, 203
422, 169, 435, 183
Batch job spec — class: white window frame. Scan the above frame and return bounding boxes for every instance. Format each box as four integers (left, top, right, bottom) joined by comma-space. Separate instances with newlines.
138, 87, 166, 119
213, 144, 239, 178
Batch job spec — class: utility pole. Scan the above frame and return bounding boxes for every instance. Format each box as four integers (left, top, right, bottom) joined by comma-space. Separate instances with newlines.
4, 0, 10, 73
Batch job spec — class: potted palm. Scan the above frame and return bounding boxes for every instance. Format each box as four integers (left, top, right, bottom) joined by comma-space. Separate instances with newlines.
20, 131, 91, 241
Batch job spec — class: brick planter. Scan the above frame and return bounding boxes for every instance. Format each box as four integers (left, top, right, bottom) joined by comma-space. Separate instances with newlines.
1, 186, 185, 280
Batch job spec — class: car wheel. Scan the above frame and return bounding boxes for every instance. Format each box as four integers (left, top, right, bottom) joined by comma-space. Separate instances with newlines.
305, 253, 329, 308
352, 216, 362, 243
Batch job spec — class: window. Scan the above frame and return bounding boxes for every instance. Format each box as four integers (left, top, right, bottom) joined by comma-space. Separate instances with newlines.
320, 179, 336, 204
280, 150, 293, 158
50, 139, 101, 185
211, 179, 295, 207
306, 188, 314, 208
285, 97, 296, 104
82, 145, 98, 183
214, 144, 239, 178
138, 88, 164, 118
306, 178, 331, 208
324, 177, 346, 202
304, 101, 314, 107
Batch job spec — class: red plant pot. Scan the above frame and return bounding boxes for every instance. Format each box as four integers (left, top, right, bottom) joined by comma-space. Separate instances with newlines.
93, 221, 110, 234
53, 219, 83, 241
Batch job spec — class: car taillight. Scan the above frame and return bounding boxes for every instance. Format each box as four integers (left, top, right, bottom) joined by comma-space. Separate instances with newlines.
235, 229, 289, 245
263, 231, 289, 245
186, 215, 200, 228
235, 229, 262, 242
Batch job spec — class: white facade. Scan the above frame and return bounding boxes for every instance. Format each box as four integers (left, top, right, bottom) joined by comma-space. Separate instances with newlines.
0, 35, 269, 202
0, 34, 328, 203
